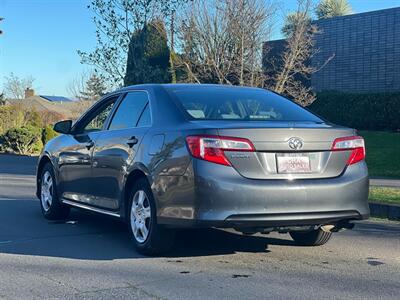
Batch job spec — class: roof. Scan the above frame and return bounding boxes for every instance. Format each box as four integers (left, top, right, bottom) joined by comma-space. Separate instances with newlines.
5, 96, 86, 119
39, 95, 76, 102
117, 83, 267, 93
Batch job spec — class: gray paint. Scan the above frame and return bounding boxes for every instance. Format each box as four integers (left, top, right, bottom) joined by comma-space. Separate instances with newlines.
37, 84, 369, 230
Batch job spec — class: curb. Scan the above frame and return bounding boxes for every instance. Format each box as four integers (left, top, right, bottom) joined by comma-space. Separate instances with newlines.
369, 202, 400, 221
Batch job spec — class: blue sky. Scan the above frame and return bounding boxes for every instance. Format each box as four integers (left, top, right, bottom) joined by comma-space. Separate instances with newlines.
1, 0, 400, 96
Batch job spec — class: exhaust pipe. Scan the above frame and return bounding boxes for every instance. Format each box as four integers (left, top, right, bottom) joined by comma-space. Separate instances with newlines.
322, 222, 355, 233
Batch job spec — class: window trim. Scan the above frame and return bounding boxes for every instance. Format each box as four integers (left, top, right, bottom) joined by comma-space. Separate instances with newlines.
71, 93, 123, 134
135, 102, 151, 127
106, 90, 153, 131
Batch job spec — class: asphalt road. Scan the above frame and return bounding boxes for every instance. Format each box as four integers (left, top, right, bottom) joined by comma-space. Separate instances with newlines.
0, 154, 399, 300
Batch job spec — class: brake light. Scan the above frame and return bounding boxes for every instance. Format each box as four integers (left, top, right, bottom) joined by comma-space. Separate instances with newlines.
185, 135, 255, 166
331, 136, 365, 165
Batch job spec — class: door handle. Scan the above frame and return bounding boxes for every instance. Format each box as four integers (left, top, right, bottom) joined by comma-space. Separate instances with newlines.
85, 140, 95, 150
127, 136, 139, 148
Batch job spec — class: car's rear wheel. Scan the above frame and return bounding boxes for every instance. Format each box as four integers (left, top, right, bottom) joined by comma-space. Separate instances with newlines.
39, 163, 70, 220
128, 178, 175, 255
289, 228, 332, 246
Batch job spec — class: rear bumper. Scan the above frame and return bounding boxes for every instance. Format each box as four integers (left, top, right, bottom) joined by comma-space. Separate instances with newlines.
155, 160, 370, 228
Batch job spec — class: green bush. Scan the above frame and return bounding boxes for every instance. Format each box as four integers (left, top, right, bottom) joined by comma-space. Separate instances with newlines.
309, 92, 400, 131
42, 125, 58, 145
1, 125, 42, 155
0, 104, 43, 135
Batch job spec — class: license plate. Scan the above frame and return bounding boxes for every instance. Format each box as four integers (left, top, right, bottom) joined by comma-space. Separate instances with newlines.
276, 153, 311, 173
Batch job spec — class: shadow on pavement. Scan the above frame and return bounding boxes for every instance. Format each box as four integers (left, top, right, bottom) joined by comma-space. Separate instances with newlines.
0, 154, 38, 176
0, 198, 294, 260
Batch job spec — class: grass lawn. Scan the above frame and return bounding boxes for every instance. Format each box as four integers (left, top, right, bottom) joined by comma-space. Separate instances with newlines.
369, 187, 400, 205
359, 131, 400, 178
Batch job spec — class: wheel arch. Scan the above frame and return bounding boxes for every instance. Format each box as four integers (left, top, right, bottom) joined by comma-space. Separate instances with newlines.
36, 154, 54, 199
121, 166, 153, 220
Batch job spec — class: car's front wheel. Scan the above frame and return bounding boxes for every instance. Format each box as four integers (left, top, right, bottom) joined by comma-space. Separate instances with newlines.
39, 163, 70, 220
128, 178, 175, 255
289, 228, 332, 246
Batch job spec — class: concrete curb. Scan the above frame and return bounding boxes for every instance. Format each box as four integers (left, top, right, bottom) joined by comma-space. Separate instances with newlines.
369, 202, 400, 221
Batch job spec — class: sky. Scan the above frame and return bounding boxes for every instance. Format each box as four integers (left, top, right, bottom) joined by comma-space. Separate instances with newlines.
1, 0, 400, 96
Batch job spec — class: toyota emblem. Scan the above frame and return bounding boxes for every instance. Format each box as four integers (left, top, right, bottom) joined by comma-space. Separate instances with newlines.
288, 137, 303, 150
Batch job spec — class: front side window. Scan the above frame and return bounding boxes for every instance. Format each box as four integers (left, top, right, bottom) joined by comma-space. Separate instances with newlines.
81, 99, 116, 133
108, 91, 149, 130
166, 87, 323, 122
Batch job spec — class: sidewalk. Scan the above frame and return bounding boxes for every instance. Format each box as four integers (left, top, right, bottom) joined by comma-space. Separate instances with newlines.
370, 178, 400, 188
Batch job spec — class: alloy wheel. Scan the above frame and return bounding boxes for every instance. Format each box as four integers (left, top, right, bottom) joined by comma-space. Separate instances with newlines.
41, 171, 53, 212
130, 190, 151, 243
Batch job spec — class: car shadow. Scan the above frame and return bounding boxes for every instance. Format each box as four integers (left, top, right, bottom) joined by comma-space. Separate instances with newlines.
0, 199, 295, 261
0, 154, 38, 176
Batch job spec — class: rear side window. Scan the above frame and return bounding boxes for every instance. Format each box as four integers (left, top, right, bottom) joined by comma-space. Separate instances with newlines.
166, 87, 322, 122
109, 91, 149, 130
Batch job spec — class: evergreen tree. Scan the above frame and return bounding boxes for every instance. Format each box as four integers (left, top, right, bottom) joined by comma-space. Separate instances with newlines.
124, 20, 171, 86
0, 93, 5, 106
315, 0, 352, 19
282, 12, 312, 38
81, 74, 107, 101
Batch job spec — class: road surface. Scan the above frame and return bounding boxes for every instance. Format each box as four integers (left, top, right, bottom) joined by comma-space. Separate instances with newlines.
0, 154, 399, 299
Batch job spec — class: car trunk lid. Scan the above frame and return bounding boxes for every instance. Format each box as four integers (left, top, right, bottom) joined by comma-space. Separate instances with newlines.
216, 122, 356, 179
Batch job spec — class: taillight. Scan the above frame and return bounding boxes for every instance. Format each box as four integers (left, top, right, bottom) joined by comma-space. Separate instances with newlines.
185, 135, 255, 166
331, 136, 365, 165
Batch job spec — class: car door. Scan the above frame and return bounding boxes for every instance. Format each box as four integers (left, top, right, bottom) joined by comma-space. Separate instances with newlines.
57, 95, 120, 205
90, 91, 152, 210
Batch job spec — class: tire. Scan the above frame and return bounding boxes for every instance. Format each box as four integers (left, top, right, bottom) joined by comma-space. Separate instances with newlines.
39, 163, 70, 220
127, 178, 175, 255
289, 228, 332, 246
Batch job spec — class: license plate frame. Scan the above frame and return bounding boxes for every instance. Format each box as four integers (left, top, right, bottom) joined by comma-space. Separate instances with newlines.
276, 153, 311, 174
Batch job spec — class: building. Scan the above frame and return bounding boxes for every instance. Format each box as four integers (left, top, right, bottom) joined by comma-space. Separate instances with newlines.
5, 88, 86, 120
264, 7, 400, 93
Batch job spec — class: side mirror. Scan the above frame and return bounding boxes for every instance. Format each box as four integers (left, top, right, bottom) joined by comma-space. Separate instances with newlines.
53, 120, 72, 134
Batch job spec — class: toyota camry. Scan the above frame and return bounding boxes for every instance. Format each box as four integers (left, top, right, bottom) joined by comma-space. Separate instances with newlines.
36, 84, 369, 254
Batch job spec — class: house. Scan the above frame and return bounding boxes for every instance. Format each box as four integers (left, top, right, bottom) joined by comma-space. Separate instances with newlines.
5, 88, 90, 120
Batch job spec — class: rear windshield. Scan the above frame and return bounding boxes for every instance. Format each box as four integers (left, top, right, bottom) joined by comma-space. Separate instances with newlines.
166, 87, 323, 122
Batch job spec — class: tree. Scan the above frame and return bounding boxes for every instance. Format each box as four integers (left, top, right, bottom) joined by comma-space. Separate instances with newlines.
67, 70, 90, 100
177, 0, 275, 86
281, 12, 311, 38
3, 73, 35, 99
124, 20, 171, 85
78, 0, 189, 86
0, 17, 4, 35
315, 0, 352, 19
0, 93, 5, 105
67, 71, 107, 101
81, 73, 107, 101
268, 0, 330, 106
2, 125, 42, 155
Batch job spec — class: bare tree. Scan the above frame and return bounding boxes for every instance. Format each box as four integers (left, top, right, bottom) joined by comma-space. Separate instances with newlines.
177, 0, 276, 87
3, 73, 35, 99
67, 71, 90, 100
267, 0, 332, 106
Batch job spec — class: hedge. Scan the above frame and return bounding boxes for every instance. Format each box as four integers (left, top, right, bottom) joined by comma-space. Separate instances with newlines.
1, 125, 43, 155
309, 92, 400, 131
